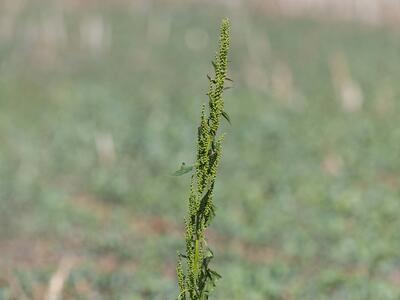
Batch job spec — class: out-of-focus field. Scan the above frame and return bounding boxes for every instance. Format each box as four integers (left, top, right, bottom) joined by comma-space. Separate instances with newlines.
1, 1, 400, 299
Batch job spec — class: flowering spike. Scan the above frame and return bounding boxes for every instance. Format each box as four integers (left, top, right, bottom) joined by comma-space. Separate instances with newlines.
175, 18, 231, 299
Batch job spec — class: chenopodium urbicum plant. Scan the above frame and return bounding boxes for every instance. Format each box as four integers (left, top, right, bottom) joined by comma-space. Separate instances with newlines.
174, 18, 231, 300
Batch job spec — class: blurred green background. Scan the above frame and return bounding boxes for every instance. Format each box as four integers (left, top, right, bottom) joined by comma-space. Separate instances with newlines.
1, 0, 400, 299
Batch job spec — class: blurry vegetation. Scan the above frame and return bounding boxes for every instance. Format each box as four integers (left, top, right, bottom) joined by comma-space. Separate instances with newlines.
1, 1, 400, 299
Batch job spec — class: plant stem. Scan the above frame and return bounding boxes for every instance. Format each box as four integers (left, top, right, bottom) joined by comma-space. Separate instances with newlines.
176, 18, 231, 300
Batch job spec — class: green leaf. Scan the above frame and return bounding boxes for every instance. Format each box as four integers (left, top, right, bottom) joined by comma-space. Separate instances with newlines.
207, 74, 216, 84
172, 162, 194, 176
209, 269, 222, 279
221, 111, 231, 125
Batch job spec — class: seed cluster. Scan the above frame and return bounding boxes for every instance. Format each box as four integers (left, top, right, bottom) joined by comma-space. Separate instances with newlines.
177, 18, 231, 300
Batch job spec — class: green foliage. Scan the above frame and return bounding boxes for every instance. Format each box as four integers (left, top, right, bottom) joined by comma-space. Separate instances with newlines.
173, 163, 195, 176
175, 19, 231, 300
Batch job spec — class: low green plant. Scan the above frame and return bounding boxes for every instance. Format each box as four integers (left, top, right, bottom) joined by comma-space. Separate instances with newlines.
174, 18, 231, 300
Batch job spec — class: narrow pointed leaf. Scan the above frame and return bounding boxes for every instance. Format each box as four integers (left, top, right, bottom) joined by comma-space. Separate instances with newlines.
209, 269, 222, 279
222, 111, 231, 125
207, 74, 216, 83
173, 164, 194, 176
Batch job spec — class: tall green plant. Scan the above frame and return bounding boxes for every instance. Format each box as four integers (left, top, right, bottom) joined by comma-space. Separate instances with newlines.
174, 18, 231, 300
